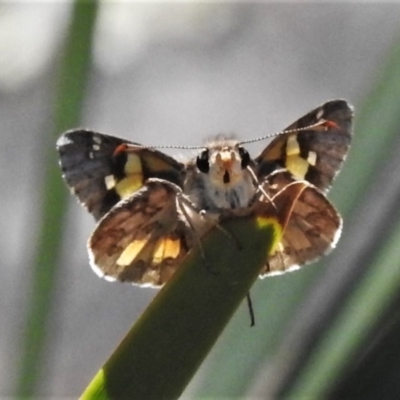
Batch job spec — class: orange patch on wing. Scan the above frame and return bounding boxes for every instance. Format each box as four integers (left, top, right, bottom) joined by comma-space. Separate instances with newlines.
115, 175, 143, 199
152, 237, 181, 264
145, 153, 178, 172
113, 143, 129, 156
323, 120, 339, 130
117, 237, 150, 266
286, 155, 309, 180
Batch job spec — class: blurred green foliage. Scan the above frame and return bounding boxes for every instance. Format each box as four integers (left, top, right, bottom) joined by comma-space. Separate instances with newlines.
13, 3, 400, 399
15, 1, 98, 397
193, 34, 400, 400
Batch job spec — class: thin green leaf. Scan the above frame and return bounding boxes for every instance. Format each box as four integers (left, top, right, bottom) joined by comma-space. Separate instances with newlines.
250, 34, 400, 400
286, 219, 400, 400
15, 1, 98, 397
80, 216, 280, 400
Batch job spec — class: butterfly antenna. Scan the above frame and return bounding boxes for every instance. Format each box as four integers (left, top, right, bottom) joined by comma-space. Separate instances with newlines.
125, 143, 206, 151
239, 119, 331, 146
119, 119, 335, 150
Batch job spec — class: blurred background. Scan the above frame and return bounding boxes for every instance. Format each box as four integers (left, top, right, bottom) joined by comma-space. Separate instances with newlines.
2, 2, 400, 399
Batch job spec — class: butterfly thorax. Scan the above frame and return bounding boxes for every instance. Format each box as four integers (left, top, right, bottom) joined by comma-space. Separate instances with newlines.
184, 141, 255, 211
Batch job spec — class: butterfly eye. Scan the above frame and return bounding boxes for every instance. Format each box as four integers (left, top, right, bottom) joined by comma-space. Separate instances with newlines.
196, 149, 210, 173
238, 146, 250, 169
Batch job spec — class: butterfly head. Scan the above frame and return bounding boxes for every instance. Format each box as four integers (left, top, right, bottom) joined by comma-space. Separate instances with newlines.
196, 141, 251, 188
186, 140, 255, 210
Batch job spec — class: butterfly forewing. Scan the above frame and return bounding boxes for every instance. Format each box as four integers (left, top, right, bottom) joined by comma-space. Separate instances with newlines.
259, 171, 342, 277
88, 179, 193, 287
57, 129, 185, 220
57, 99, 352, 287
256, 99, 353, 192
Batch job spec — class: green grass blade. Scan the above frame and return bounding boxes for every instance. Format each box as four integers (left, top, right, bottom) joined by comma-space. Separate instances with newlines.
80, 217, 280, 400
332, 35, 400, 211
194, 34, 400, 400
15, 1, 98, 397
248, 34, 400, 399
286, 219, 400, 400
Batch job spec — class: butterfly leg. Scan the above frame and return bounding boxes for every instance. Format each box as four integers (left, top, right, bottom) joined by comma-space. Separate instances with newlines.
201, 209, 243, 251
246, 165, 277, 210
175, 196, 220, 274
246, 292, 256, 327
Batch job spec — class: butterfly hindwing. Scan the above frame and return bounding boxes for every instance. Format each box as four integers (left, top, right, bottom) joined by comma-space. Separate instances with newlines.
259, 171, 342, 277
57, 129, 185, 220
57, 100, 352, 287
88, 179, 193, 287
256, 99, 353, 192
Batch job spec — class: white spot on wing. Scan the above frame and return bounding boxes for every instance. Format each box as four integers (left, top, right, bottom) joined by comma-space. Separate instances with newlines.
56, 135, 72, 147
307, 151, 317, 166
316, 108, 324, 120
105, 174, 116, 189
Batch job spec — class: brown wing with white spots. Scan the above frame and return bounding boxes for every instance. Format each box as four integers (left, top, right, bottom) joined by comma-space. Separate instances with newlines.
256, 100, 353, 192
57, 129, 185, 220
259, 171, 342, 277
88, 179, 194, 287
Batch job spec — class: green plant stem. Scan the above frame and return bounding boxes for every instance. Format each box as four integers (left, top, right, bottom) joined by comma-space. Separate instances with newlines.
15, 1, 98, 397
80, 217, 279, 400
286, 219, 400, 400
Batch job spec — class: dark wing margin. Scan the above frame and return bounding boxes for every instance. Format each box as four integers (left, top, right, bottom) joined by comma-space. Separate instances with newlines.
88, 179, 194, 287
256, 100, 353, 192
259, 171, 342, 276
57, 129, 185, 220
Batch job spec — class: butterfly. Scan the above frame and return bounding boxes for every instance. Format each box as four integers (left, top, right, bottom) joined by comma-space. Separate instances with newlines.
57, 99, 353, 287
